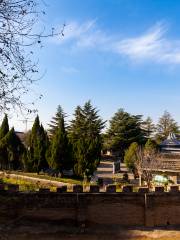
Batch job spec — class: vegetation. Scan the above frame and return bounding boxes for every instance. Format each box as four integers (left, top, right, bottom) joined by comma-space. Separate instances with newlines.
0, 0, 64, 113
106, 109, 146, 158
47, 112, 72, 173
69, 101, 105, 180
0, 105, 179, 185
0, 115, 24, 170
141, 117, 155, 138
0, 101, 105, 182
125, 141, 162, 187
144, 139, 158, 154
124, 142, 139, 172
48, 105, 66, 138
25, 115, 49, 173
3, 172, 82, 185
156, 111, 179, 141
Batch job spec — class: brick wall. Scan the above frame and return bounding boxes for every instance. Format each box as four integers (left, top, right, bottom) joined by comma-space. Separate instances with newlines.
0, 185, 180, 228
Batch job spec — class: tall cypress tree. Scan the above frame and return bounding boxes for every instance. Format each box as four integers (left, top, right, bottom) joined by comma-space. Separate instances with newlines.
69, 101, 105, 180
0, 114, 9, 139
47, 115, 71, 173
27, 115, 49, 173
0, 114, 9, 169
5, 127, 24, 170
48, 105, 65, 138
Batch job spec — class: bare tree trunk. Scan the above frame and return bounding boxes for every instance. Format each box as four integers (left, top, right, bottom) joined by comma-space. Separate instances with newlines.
139, 174, 142, 186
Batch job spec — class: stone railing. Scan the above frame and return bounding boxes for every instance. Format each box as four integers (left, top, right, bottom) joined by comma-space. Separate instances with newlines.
0, 183, 179, 193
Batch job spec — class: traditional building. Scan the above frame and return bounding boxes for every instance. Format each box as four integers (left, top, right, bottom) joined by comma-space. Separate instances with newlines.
15, 131, 25, 144
160, 133, 180, 154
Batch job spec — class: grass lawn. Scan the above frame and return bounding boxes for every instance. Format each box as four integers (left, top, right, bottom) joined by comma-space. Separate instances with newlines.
1, 177, 56, 191
5, 171, 83, 185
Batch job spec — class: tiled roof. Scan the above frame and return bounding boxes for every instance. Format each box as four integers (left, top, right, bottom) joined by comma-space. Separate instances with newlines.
160, 133, 180, 146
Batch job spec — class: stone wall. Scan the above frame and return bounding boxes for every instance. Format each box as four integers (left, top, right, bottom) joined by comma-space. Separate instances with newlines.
1, 184, 180, 228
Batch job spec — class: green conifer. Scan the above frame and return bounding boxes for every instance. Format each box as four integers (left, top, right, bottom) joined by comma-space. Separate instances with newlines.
5, 127, 24, 170
48, 116, 71, 173
0, 114, 9, 139
27, 115, 49, 172
0, 114, 9, 169
107, 108, 146, 158
48, 105, 65, 138
69, 101, 105, 180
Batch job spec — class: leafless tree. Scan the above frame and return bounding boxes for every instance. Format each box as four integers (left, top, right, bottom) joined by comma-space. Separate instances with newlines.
134, 146, 144, 186
0, 0, 64, 114
135, 147, 163, 188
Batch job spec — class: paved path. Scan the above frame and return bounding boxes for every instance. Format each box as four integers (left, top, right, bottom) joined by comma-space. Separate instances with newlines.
93, 160, 114, 185
0, 171, 71, 187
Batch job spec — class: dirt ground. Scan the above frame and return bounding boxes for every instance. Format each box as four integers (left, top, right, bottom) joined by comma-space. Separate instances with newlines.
1, 223, 180, 240
3, 230, 180, 240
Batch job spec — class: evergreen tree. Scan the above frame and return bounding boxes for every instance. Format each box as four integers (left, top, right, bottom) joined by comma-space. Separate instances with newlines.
144, 139, 157, 154
5, 128, 25, 170
0, 114, 9, 139
22, 149, 29, 171
141, 117, 155, 138
107, 108, 146, 158
48, 105, 65, 138
69, 101, 105, 180
156, 111, 179, 141
27, 115, 49, 173
124, 142, 139, 172
48, 116, 71, 173
0, 114, 9, 169
0, 126, 24, 170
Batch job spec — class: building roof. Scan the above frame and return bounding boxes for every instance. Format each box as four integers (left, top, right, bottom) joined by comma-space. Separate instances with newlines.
160, 133, 180, 147
15, 131, 25, 143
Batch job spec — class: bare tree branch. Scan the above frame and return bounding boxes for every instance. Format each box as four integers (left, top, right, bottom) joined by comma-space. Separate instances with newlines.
0, 0, 64, 114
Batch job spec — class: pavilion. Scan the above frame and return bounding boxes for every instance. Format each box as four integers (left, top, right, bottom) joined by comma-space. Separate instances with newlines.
160, 133, 180, 154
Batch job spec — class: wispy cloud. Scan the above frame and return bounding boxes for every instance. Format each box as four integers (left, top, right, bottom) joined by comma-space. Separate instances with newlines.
54, 20, 180, 65
115, 22, 180, 64
54, 19, 110, 49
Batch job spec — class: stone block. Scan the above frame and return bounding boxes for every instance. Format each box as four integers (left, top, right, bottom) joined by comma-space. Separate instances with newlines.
39, 188, 50, 193
155, 186, 164, 193
73, 185, 83, 193
106, 185, 116, 193
138, 187, 149, 193
122, 185, 133, 193
170, 185, 179, 193
89, 185, 99, 193
7, 184, 19, 192
0, 184, 5, 191
57, 186, 67, 193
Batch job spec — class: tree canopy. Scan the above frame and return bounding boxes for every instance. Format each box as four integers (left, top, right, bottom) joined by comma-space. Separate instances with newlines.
124, 142, 139, 172
0, 115, 24, 169
107, 108, 146, 158
156, 111, 179, 141
141, 117, 155, 138
26, 115, 49, 172
48, 105, 66, 138
47, 113, 71, 173
69, 101, 105, 180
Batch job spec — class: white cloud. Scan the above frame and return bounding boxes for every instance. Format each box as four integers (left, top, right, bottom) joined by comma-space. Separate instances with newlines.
62, 19, 96, 42
54, 20, 180, 65
114, 22, 180, 65
53, 19, 110, 49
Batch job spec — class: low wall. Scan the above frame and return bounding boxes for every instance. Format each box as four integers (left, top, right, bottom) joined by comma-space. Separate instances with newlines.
0, 184, 180, 228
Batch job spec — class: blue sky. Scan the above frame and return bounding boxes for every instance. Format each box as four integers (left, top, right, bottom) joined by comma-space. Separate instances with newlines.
9, 0, 180, 131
